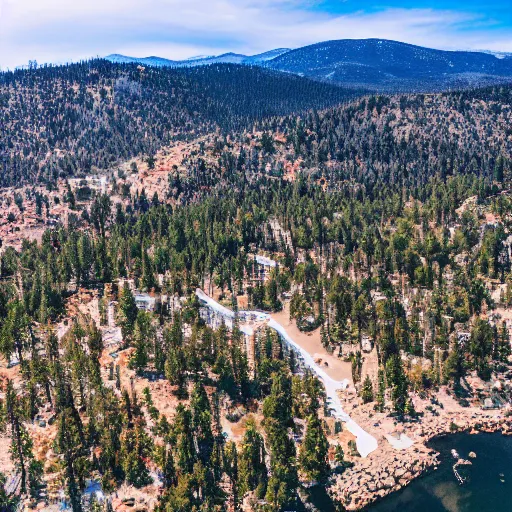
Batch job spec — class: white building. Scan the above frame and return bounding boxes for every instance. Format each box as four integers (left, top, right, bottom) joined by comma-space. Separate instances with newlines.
255, 255, 277, 268
135, 293, 156, 311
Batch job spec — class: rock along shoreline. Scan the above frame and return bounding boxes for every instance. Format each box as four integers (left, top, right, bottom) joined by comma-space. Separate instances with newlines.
330, 414, 512, 510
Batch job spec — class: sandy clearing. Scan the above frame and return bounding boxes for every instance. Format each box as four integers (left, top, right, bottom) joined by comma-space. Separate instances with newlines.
271, 305, 353, 383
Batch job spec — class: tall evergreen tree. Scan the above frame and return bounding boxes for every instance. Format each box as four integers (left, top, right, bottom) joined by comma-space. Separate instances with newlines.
298, 414, 329, 483
238, 419, 267, 498
118, 283, 138, 341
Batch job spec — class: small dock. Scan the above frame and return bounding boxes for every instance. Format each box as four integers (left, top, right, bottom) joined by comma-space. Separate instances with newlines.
453, 459, 472, 484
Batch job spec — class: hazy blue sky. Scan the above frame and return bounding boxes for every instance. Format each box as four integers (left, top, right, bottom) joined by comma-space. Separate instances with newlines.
1, 0, 511, 69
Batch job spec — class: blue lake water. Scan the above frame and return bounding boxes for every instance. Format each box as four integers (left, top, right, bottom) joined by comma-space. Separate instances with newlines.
368, 433, 512, 512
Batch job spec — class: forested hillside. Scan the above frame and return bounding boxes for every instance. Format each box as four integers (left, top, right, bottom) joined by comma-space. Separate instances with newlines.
2, 59, 511, 191
0, 60, 355, 187
174, 84, 512, 205
0, 134, 510, 511
255, 85, 512, 189
0, 61, 512, 512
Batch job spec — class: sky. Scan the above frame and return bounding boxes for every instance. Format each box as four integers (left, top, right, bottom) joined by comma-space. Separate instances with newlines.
0, 0, 511, 69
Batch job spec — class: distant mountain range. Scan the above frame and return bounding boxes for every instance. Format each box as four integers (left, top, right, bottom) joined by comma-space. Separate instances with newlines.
106, 39, 512, 92
265, 39, 512, 91
106, 49, 290, 68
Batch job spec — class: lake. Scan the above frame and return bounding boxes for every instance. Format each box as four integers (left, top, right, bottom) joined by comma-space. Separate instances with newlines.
368, 433, 512, 512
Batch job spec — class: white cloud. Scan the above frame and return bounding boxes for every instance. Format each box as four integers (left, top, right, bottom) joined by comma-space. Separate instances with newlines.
0, 0, 510, 69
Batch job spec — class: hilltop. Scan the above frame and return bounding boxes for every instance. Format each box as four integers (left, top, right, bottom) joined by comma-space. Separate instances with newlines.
267, 39, 512, 91
0, 60, 355, 187
105, 49, 290, 68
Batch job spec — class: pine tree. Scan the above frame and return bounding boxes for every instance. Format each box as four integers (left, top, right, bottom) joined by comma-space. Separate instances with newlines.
4, 380, 39, 496
361, 375, 374, 404
444, 342, 465, 385
174, 406, 196, 474
469, 318, 494, 380
298, 415, 329, 483
90, 193, 111, 238
262, 372, 292, 427
263, 372, 297, 509
120, 423, 153, 488
0, 301, 30, 365
55, 410, 85, 512
98, 410, 124, 492
404, 398, 416, 417
385, 355, 409, 416
129, 313, 151, 375
38, 287, 49, 324
375, 367, 386, 412
334, 445, 345, 466
118, 283, 138, 341
238, 419, 267, 498
115, 365, 121, 390
320, 324, 329, 349
224, 441, 239, 509
161, 446, 176, 488
141, 247, 156, 291
78, 234, 93, 285
87, 322, 104, 359
190, 381, 214, 463
165, 346, 186, 396
498, 322, 511, 362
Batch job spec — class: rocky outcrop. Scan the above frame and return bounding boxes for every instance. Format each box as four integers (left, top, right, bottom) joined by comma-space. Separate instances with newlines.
329, 414, 511, 510
330, 447, 438, 510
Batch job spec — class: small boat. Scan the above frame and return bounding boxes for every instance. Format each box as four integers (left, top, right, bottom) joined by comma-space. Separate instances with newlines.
451, 449, 460, 459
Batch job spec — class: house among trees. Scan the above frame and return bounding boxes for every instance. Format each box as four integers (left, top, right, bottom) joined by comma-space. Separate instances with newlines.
251, 255, 278, 283
361, 335, 374, 353
68, 176, 108, 195
134, 293, 157, 312
456, 331, 471, 346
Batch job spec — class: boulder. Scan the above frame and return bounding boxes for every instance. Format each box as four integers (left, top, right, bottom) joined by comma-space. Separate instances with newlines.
382, 477, 395, 489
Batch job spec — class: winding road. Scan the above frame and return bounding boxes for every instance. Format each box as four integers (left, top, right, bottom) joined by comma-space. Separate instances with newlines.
196, 289, 378, 457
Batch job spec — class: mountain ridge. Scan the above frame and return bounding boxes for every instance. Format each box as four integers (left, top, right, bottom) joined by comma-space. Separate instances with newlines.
105, 48, 291, 68
106, 39, 512, 91
266, 38, 512, 91
0, 60, 355, 187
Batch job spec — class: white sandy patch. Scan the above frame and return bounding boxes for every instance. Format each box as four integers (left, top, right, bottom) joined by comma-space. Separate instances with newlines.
385, 433, 414, 450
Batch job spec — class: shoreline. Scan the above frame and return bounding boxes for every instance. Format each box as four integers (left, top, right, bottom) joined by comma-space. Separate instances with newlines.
330, 414, 512, 511
198, 289, 512, 510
